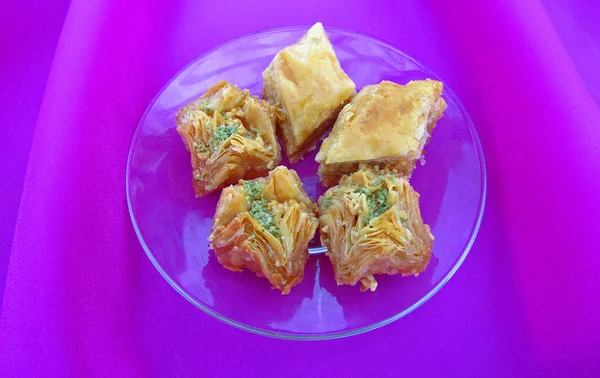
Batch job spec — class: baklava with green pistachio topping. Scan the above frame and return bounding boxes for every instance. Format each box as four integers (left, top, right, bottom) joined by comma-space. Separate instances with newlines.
209, 166, 318, 294
176, 80, 281, 197
318, 166, 434, 292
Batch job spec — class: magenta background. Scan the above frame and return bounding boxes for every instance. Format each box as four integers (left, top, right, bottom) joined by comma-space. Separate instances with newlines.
1, 0, 599, 376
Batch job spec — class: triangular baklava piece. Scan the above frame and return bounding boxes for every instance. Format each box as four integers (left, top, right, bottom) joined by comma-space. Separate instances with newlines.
262, 22, 356, 163
316, 80, 446, 186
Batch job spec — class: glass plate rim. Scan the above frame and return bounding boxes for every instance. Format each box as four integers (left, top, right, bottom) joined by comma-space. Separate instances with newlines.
125, 25, 488, 341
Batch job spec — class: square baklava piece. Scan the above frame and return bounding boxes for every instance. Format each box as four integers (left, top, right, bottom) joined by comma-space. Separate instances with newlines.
318, 166, 434, 292
316, 80, 446, 186
176, 80, 281, 197
262, 22, 356, 163
209, 166, 319, 294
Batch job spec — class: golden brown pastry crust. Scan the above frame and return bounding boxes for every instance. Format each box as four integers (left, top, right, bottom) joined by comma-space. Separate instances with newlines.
176, 81, 281, 197
262, 22, 356, 163
209, 166, 319, 294
319, 166, 434, 292
316, 80, 447, 186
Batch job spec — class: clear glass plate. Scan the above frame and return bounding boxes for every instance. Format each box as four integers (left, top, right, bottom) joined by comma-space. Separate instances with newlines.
126, 26, 486, 340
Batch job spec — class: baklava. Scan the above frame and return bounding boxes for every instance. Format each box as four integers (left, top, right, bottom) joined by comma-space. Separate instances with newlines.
316, 80, 446, 186
262, 22, 356, 163
209, 166, 319, 294
319, 166, 434, 292
176, 81, 281, 197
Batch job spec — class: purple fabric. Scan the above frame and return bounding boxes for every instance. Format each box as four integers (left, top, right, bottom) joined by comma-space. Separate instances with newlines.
0, 0, 70, 306
2, 0, 600, 376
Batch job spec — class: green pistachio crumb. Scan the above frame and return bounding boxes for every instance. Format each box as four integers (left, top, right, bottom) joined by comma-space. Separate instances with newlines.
243, 180, 263, 202
211, 124, 238, 145
374, 174, 395, 187
366, 188, 390, 225
243, 180, 280, 239
249, 200, 280, 238
357, 186, 391, 226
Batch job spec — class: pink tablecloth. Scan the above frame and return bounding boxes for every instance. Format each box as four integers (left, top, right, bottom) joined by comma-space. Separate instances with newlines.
1, 0, 600, 376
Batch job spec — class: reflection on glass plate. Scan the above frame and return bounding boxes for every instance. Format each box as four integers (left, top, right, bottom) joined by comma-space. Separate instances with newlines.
126, 26, 486, 340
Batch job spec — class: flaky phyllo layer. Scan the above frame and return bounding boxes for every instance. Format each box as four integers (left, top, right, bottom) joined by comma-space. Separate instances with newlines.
209, 166, 318, 294
319, 167, 434, 292
262, 22, 356, 163
316, 80, 447, 187
176, 81, 281, 197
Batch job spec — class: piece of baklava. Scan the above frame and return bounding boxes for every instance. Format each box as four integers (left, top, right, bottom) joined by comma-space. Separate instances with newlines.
319, 166, 434, 292
316, 80, 447, 187
262, 22, 356, 163
209, 166, 319, 294
176, 81, 281, 197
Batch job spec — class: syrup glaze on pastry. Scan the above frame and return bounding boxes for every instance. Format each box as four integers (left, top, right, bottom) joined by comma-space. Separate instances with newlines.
262, 22, 356, 163
176, 80, 281, 197
319, 166, 434, 292
316, 80, 446, 186
209, 166, 318, 294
